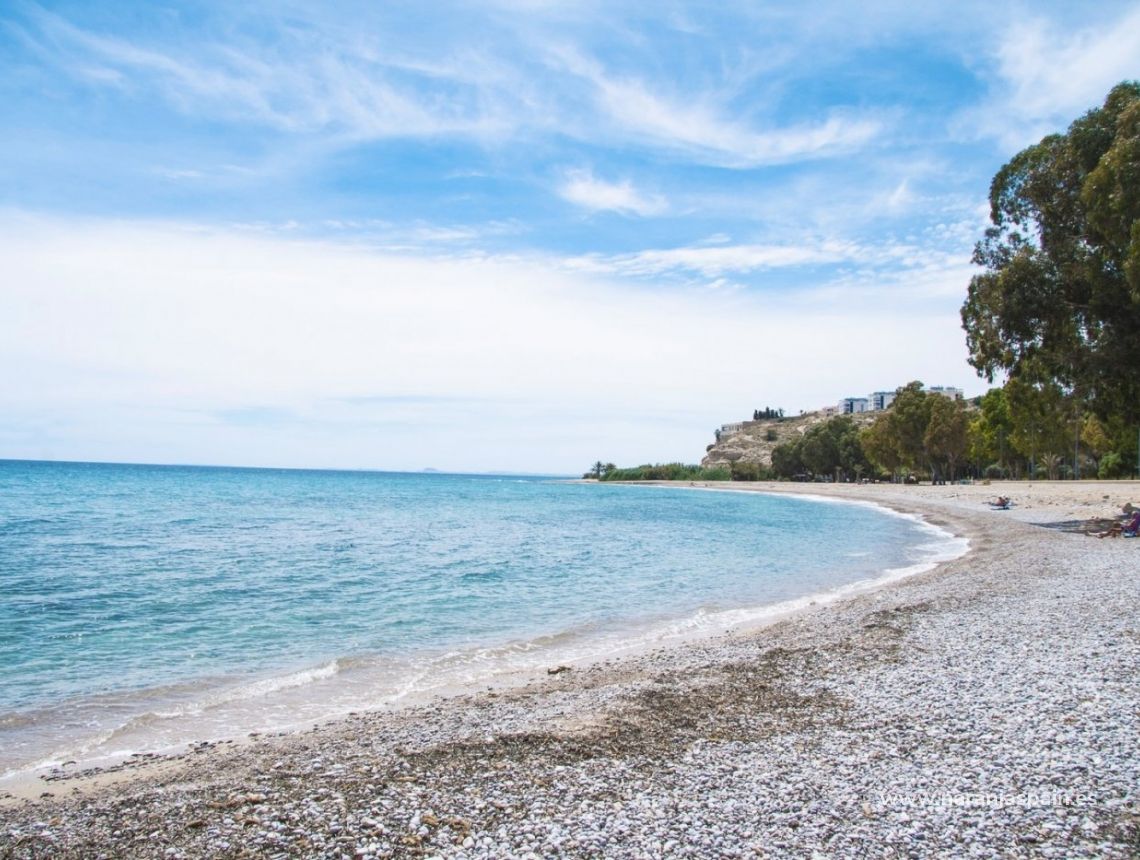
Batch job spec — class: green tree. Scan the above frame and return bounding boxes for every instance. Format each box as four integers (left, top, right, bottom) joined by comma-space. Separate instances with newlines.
799, 426, 839, 478
795, 417, 868, 481
967, 387, 1013, 475
889, 382, 933, 476
769, 417, 867, 481
1004, 375, 1071, 477
1081, 414, 1113, 471
730, 461, 767, 481
861, 414, 902, 480
961, 81, 1140, 423
770, 440, 804, 479
835, 418, 872, 480
1098, 451, 1128, 479
1040, 453, 1062, 481
925, 396, 969, 482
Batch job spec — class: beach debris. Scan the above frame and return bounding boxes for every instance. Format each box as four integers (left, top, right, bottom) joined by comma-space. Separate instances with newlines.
211, 791, 268, 810
547, 665, 572, 675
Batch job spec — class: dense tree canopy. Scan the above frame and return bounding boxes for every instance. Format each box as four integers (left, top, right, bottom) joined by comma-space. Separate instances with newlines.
605, 371, 1137, 484
967, 387, 1012, 472
886, 382, 934, 474
924, 394, 969, 482
854, 382, 970, 482
961, 81, 1140, 423
770, 416, 870, 481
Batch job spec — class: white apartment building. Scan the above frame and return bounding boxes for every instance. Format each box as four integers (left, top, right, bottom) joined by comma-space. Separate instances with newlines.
870, 390, 896, 410
928, 386, 964, 400
833, 385, 961, 416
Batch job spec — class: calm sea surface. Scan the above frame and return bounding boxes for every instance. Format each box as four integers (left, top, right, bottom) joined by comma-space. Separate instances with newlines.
0, 460, 961, 776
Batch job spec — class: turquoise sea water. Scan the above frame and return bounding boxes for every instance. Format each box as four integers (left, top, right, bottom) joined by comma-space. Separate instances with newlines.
0, 460, 960, 776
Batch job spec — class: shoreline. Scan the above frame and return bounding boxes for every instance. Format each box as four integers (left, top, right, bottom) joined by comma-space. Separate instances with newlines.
2, 481, 1138, 857
0, 485, 957, 790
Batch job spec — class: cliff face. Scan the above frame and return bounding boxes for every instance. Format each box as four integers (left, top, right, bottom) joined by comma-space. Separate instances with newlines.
700, 411, 877, 468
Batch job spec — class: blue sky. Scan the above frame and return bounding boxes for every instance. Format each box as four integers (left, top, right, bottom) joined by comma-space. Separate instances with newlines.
3, 1, 1139, 472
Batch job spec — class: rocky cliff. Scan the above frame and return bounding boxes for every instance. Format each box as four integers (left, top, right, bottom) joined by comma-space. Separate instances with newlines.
700, 411, 877, 468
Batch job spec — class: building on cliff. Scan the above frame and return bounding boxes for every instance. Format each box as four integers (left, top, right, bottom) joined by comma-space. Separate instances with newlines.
928, 385, 964, 400
838, 384, 961, 416
870, 390, 896, 410
704, 383, 970, 469
714, 422, 745, 443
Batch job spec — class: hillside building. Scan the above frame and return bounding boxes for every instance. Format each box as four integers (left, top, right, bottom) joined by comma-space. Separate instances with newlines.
928, 386, 964, 400
714, 422, 744, 443
870, 390, 896, 410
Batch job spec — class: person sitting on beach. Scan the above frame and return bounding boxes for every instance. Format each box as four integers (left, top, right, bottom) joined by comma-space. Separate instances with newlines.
1090, 509, 1140, 538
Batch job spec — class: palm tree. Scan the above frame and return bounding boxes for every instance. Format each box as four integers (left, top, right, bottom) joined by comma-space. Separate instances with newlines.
1041, 453, 1062, 481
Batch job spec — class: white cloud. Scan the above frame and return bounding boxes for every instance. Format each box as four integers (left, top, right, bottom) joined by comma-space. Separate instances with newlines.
557, 169, 667, 215
884, 180, 915, 213
22, 6, 887, 167
0, 214, 980, 472
560, 231, 981, 312
27, 8, 518, 140
964, 6, 1140, 148
566, 240, 857, 278
552, 47, 883, 166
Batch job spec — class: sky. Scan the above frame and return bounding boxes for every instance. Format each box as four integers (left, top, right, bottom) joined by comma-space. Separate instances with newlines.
2, 1, 1139, 474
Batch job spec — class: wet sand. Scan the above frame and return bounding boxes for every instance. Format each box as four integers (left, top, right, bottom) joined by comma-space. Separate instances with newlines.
1, 481, 1137, 858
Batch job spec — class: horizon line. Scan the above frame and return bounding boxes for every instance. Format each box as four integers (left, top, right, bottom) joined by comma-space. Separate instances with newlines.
0, 457, 576, 479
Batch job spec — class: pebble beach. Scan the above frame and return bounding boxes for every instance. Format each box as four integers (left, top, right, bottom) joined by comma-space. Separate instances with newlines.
1, 480, 1138, 859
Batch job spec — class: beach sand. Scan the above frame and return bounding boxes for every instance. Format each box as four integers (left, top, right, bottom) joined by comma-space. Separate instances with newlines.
1, 481, 1137, 858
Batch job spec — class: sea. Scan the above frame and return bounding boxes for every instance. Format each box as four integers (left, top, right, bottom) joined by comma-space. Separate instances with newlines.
0, 459, 965, 780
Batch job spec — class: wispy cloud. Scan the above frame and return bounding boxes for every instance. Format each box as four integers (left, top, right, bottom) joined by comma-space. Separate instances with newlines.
565, 240, 858, 278
21, 6, 519, 141
163, 216, 526, 250
557, 168, 667, 216
561, 227, 979, 303
961, 6, 1140, 148
14, 3, 889, 168
551, 47, 883, 167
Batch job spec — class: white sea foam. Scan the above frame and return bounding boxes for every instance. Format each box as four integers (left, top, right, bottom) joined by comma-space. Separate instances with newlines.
1, 510, 960, 783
